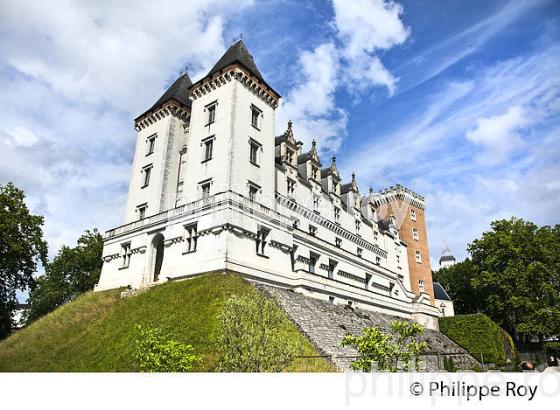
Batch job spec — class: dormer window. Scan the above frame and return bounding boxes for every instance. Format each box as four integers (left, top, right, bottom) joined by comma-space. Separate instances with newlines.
251, 104, 262, 129
285, 149, 294, 164
311, 166, 319, 181
332, 180, 338, 194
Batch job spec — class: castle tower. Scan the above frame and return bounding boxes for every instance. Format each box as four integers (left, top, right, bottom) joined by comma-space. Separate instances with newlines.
125, 73, 192, 222
180, 40, 280, 207
365, 185, 435, 305
439, 243, 456, 269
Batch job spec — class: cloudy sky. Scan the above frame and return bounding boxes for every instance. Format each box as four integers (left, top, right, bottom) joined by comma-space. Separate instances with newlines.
1, 0, 559, 273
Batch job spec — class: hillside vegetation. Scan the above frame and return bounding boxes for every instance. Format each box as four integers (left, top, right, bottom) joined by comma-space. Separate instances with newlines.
0, 273, 333, 372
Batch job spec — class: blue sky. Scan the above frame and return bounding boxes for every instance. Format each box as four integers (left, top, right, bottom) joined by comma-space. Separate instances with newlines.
1, 0, 559, 275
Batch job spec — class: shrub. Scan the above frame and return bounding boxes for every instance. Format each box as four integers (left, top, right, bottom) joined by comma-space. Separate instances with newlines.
216, 293, 302, 372
133, 325, 202, 372
439, 314, 516, 365
341, 320, 428, 372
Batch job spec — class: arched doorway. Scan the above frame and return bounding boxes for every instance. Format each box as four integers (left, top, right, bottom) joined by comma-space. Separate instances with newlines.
152, 234, 164, 282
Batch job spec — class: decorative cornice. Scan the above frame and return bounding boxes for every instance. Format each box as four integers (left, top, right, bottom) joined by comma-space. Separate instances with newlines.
189, 66, 279, 108
134, 102, 190, 131
368, 184, 426, 210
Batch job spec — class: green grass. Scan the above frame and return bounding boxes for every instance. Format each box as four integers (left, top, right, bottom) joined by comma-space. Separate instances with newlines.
439, 314, 516, 365
0, 273, 334, 372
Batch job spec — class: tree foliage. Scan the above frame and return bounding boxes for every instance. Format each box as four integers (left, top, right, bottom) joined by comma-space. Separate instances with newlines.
26, 229, 103, 322
133, 325, 202, 372
216, 293, 303, 372
0, 182, 48, 339
434, 218, 560, 339
341, 320, 427, 372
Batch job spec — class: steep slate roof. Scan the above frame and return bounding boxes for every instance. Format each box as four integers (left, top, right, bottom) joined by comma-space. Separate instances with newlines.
208, 39, 265, 82
341, 173, 359, 194
195, 39, 280, 98
135, 73, 192, 121
433, 282, 452, 301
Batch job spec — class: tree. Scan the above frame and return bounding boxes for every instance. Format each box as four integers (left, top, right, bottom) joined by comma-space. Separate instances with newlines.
26, 229, 103, 322
434, 218, 560, 339
433, 259, 479, 314
0, 183, 48, 339
133, 325, 202, 372
341, 320, 427, 372
216, 293, 302, 372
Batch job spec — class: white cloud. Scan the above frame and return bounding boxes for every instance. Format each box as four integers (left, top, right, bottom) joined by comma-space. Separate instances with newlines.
342, 45, 560, 263
4, 125, 40, 147
466, 105, 529, 164
277, 0, 409, 153
333, 0, 409, 94
0, 0, 254, 114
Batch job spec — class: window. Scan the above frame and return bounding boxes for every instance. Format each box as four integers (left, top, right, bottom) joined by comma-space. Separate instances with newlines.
373, 230, 379, 242
137, 204, 147, 220
206, 103, 216, 125
355, 220, 361, 234
396, 254, 400, 265
203, 139, 213, 162
347, 300, 353, 308
329, 296, 335, 304
309, 252, 318, 273
184, 223, 198, 253
251, 105, 261, 129
311, 166, 319, 181
335, 237, 342, 248
418, 280, 425, 293
412, 228, 419, 241
285, 149, 294, 164
249, 140, 260, 165
357, 247, 363, 258
146, 134, 156, 155
375, 256, 381, 265
332, 180, 338, 194
142, 165, 152, 188
313, 195, 320, 211
248, 184, 259, 202
328, 259, 337, 280
287, 178, 296, 196
410, 209, 417, 221
121, 243, 131, 268
309, 225, 317, 236
415, 251, 422, 263
201, 181, 211, 199
256, 227, 269, 256
334, 207, 340, 223
176, 152, 186, 194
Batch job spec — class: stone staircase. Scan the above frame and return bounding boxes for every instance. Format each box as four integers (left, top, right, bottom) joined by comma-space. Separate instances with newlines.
255, 284, 480, 371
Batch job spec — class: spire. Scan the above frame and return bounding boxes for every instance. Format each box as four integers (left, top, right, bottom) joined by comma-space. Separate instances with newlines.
351, 172, 359, 192
206, 39, 264, 82
439, 241, 456, 264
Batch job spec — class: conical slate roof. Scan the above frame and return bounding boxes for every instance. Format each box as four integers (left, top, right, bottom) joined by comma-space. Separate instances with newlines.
207, 39, 264, 82
135, 72, 192, 121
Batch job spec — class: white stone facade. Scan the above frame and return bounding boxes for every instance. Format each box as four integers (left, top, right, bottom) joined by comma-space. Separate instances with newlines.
96, 41, 441, 329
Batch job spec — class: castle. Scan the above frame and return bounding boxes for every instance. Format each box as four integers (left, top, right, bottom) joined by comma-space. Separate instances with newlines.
95, 40, 441, 329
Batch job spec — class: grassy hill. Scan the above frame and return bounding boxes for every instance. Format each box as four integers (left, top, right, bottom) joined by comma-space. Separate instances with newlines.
0, 273, 334, 372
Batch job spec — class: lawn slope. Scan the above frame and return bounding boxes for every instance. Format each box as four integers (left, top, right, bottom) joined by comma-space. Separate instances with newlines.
0, 273, 333, 372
